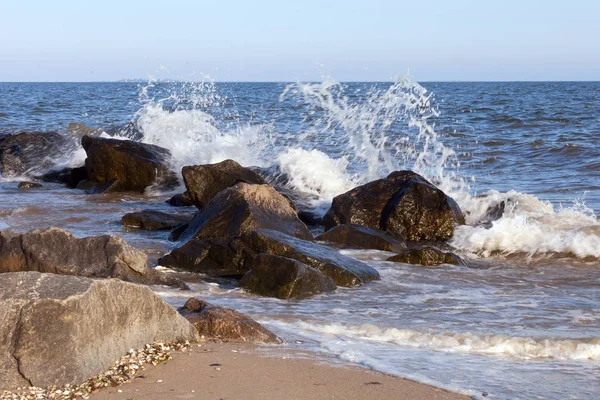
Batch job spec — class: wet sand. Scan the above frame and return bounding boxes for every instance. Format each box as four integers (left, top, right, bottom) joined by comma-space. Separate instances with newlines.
91, 342, 470, 400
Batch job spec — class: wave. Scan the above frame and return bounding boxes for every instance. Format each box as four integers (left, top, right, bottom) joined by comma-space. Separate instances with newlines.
47, 76, 599, 261
284, 321, 600, 361
452, 190, 600, 258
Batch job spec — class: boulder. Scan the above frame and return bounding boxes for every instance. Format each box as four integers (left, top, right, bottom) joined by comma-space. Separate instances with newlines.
387, 247, 463, 266
0, 131, 72, 178
167, 192, 194, 207
240, 254, 337, 299
241, 229, 380, 287
182, 159, 267, 209
159, 229, 379, 287
122, 210, 192, 231
179, 298, 281, 344
38, 166, 89, 188
324, 171, 464, 241
0, 228, 187, 289
81, 135, 178, 193
316, 224, 407, 252
0, 272, 198, 390
17, 181, 43, 189
158, 237, 253, 278
181, 183, 312, 242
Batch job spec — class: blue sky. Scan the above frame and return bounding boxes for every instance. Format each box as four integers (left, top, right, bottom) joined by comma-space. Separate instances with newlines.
1, 0, 598, 81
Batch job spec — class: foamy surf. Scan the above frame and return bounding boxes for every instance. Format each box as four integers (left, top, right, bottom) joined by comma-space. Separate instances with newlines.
274, 321, 600, 361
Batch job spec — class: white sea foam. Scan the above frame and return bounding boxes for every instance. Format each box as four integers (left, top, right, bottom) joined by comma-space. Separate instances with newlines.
284, 321, 600, 361
452, 191, 600, 258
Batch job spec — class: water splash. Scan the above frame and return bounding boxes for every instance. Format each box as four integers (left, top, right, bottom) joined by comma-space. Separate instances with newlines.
280, 76, 468, 197
127, 78, 275, 170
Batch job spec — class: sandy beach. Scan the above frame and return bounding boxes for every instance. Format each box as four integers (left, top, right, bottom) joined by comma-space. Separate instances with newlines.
90, 342, 470, 400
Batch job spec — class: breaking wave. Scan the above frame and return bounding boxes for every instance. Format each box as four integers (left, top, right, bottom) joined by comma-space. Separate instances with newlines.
107, 77, 600, 260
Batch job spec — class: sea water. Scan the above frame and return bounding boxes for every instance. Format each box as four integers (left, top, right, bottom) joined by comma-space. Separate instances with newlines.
0, 79, 598, 399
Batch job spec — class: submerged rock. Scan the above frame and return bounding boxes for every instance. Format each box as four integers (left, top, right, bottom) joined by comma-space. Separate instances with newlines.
122, 209, 192, 231
17, 181, 43, 189
67, 122, 103, 138
167, 192, 194, 207
182, 159, 267, 209
0, 131, 72, 178
475, 200, 507, 228
316, 224, 407, 252
387, 247, 463, 266
81, 135, 178, 193
0, 272, 197, 390
182, 183, 313, 242
179, 297, 282, 344
240, 254, 337, 299
39, 165, 89, 188
0, 227, 188, 289
324, 171, 464, 241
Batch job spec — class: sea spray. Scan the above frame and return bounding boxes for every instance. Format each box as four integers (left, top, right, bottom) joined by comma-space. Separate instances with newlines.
112, 77, 600, 260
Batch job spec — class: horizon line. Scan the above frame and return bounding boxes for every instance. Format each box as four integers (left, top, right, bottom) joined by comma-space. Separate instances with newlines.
1, 79, 599, 84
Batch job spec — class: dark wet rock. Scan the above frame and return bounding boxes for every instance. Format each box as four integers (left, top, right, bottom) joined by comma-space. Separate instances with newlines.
39, 165, 89, 188
298, 210, 323, 226
67, 122, 103, 138
0, 272, 197, 390
387, 247, 463, 266
122, 210, 192, 231
168, 223, 190, 241
158, 237, 253, 278
159, 228, 379, 287
179, 297, 282, 344
81, 135, 178, 193
17, 181, 43, 189
167, 192, 194, 207
182, 183, 313, 242
182, 159, 267, 209
0, 228, 188, 289
240, 254, 337, 299
0, 131, 72, 178
324, 171, 464, 242
476, 200, 507, 228
241, 229, 380, 287
316, 224, 407, 252
104, 121, 144, 141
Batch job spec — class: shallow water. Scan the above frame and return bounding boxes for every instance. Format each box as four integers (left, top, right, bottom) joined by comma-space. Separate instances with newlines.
1, 80, 599, 399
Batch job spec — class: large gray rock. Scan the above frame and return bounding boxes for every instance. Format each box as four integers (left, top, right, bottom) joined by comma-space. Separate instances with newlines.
182, 159, 267, 209
323, 171, 464, 241
181, 183, 312, 242
81, 135, 178, 193
179, 298, 281, 344
240, 254, 337, 299
0, 228, 187, 289
0, 272, 198, 390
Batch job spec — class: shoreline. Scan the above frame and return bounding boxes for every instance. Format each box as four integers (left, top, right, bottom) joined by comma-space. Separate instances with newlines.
90, 342, 472, 400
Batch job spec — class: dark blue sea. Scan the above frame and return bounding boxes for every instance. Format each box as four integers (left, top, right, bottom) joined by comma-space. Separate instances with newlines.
1, 80, 599, 399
